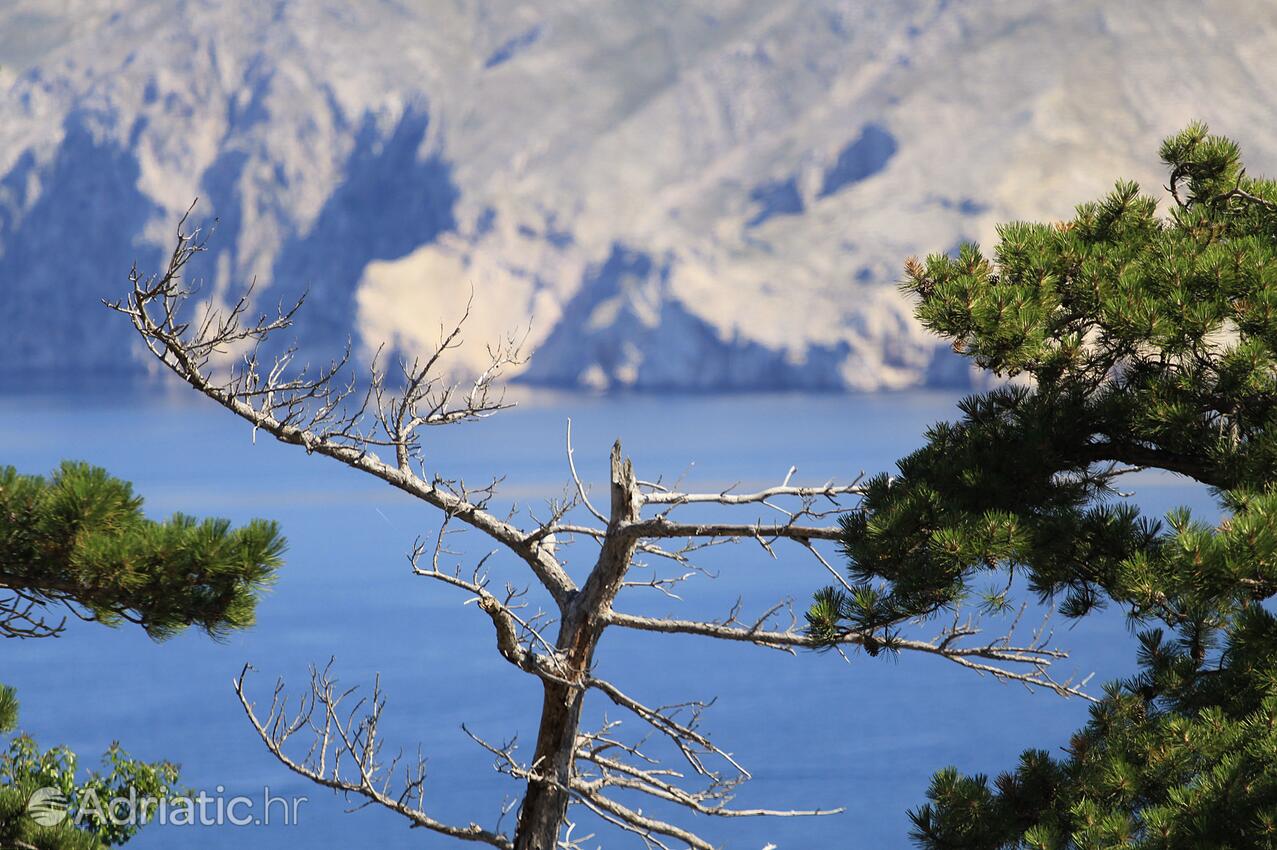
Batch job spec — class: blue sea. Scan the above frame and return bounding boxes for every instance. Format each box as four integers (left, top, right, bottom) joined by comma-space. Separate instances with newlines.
0, 387, 1219, 848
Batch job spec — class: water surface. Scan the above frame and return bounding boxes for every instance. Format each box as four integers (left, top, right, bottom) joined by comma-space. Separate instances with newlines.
0, 388, 1218, 848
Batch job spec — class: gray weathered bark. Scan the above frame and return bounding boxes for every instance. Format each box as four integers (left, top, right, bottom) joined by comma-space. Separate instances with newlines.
515, 444, 641, 849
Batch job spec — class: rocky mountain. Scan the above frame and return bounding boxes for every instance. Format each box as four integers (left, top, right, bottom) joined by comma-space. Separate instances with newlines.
2, 0, 1275, 390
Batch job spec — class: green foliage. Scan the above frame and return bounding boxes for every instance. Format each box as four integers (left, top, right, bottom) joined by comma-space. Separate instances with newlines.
0, 731, 181, 850
0, 685, 17, 734
817, 123, 1277, 635
821, 125, 1277, 847
909, 608, 1277, 849
0, 461, 284, 638
0, 461, 285, 846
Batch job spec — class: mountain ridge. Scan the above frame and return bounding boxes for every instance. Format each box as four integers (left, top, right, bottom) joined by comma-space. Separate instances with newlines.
2, 1, 1275, 391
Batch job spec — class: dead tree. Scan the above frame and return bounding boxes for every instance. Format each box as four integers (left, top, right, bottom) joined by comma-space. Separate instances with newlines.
106, 212, 1091, 850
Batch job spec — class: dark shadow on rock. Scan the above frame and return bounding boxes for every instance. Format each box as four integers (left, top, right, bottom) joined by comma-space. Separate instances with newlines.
266, 105, 459, 358
521, 243, 855, 391
0, 110, 162, 378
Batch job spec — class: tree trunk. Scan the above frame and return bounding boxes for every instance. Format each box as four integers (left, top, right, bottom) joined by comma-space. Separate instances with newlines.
513, 442, 641, 849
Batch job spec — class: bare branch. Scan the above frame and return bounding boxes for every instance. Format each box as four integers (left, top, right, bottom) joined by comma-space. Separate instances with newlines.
566, 419, 607, 525
234, 663, 513, 848
572, 789, 714, 850
575, 751, 844, 818
643, 470, 864, 507
625, 516, 845, 542
586, 676, 748, 779
106, 212, 574, 608
0, 591, 66, 639
605, 609, 1095, 701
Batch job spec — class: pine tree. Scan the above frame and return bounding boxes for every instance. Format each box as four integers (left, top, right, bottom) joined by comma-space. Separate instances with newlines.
909, 609, 1277, 849
0, 461, 285, 847
806, 123, 1277, 848
0, 461, 283, 639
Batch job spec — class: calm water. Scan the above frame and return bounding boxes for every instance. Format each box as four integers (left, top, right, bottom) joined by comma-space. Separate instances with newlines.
0, 388, 1218, 849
